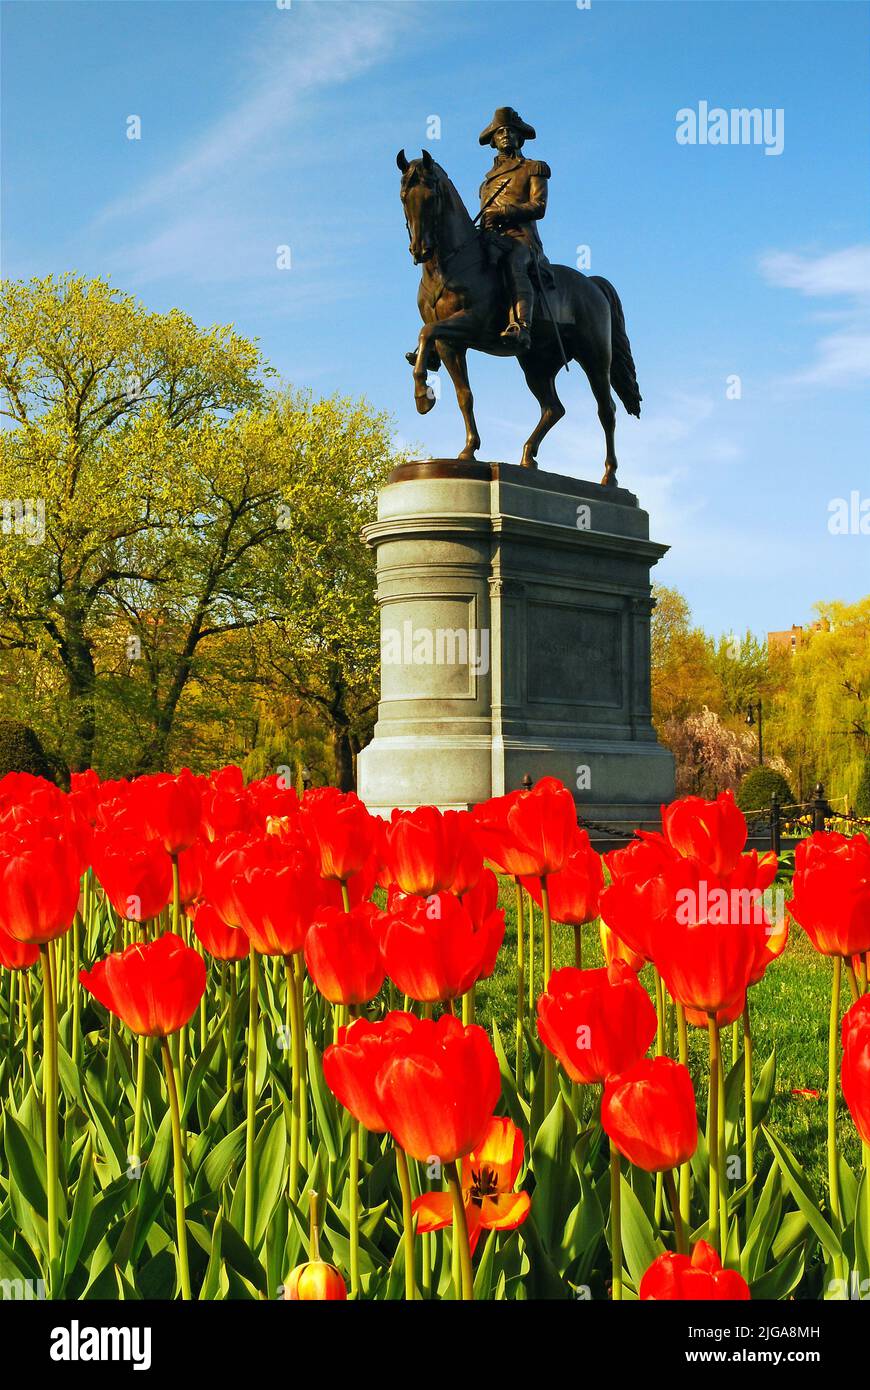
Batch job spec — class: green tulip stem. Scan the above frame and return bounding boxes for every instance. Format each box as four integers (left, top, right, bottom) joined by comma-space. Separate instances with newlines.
395, 1146, 417, 1300
294, 954, 309, 1171
654, 968, 665, 1056
664, 1167, 687, 1254
514, 879, 525, 1090
72, 913, 81, 1068
22, 969, 35, 1087
527, 893, 535, 1013
540, 876, 553, 986
540, 878, 555, 1114
340, 880, 351, 913
39, 942, 60, 1287
446, 1160, 474, 1300
864, 1142, 870, 1270
743, 998, 755, 1226
609, 1141, 623, 1301
827, 955, 842, 1228
171, 855, 180, 936
285, 953, 305, 1201
676, 1002, 691, 1229
225, 961, 236, 1127
707, 1013, 722, 1255
349, 1118, 361, 1298
244, 946, 259, 1247
160, 1037, 191, 1300
132, 1034, 147, 1162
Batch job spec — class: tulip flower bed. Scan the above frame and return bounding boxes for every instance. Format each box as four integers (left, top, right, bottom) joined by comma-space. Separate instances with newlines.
0, 768, 868, 1303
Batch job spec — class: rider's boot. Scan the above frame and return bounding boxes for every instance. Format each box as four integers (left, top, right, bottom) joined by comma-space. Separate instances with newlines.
500, 293, 533, 352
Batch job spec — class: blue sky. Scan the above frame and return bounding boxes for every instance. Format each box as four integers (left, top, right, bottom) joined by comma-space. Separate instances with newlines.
3, 0, 869, 636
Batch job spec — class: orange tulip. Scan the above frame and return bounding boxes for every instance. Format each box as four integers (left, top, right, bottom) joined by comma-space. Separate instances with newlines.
412, 1116, 531, 1252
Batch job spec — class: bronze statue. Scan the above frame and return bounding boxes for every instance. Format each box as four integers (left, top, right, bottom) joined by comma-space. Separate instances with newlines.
398, 107, 642, 485
477, 106, 550, 352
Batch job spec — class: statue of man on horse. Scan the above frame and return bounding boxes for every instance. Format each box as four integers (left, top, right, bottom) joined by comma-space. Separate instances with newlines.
397, 105, 642, 485
477, 106, 552, 353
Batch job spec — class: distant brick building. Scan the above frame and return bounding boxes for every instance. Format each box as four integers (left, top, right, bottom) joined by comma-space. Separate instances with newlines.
767, 619, 831, 654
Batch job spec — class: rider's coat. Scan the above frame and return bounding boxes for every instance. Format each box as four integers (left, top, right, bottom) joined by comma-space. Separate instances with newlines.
479, 153, 551, 256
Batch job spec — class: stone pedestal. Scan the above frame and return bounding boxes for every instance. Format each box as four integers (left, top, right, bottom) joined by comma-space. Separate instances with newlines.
356, 460, 675, 823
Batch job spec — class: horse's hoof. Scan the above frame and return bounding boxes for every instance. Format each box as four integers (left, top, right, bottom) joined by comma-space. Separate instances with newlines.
600, 467, 617, 488
458, 447, 479, 462
415, 390, 436, 416
520, 454, 537, 469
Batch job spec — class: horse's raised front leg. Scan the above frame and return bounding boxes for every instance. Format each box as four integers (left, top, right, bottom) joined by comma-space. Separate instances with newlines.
413, 312, 476, 417
518, 358, 566, 468
439, 345, 480, 460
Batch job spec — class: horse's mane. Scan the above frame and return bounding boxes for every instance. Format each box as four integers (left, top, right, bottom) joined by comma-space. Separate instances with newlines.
432, 164, 470, 221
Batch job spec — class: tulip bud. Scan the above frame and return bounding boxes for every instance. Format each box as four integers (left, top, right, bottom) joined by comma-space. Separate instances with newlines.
283, 1260, 347, 1301
283, 1190, 347, 1300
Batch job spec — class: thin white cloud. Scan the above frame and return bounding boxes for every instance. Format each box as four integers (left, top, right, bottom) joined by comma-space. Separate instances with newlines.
760, 245, 870, 298
96, 1, 407, 225
759, 244, 870, 385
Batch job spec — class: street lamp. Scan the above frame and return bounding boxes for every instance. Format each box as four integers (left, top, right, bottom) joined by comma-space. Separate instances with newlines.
745, 700, 763, 766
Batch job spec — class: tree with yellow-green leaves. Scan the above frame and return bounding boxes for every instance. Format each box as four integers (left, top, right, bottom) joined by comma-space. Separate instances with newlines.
765, 597, 870, 805
0, 274, 398, 777
651, 585, 870, 806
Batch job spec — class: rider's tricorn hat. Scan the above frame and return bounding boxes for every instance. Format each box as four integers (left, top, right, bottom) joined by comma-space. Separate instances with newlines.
478, 106, 536, 146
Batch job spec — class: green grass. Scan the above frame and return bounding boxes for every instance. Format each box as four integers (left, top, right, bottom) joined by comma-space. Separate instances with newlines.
474, 879, 862, 1200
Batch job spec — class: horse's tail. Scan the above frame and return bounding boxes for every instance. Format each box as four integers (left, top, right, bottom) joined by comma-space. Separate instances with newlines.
590, 275, 642, 417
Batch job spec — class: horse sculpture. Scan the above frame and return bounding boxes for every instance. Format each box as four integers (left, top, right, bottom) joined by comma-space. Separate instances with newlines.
398, 148, 642, 486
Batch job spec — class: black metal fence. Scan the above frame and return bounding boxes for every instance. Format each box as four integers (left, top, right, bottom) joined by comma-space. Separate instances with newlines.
572, 783, 870, 853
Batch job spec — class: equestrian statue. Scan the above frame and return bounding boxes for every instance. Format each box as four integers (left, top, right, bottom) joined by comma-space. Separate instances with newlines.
398, 106, 642, 485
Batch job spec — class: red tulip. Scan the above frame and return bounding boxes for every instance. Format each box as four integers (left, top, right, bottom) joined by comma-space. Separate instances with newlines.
234, 845, 326, 956
80, 932, 206, 1036
601, 1057, 698, 1172
449, 812, 484, 895
471, 792, 546, 877
599, 835, 683, 962
177, 841, 205, 909
412, 1115, 531, 1253
192, 903, 249, 962
300, 787, 379, 883
0, 924, 39, 969
91, 827, 172, 923
788, 831, 870, 958
536, 961, 657, 1084
323, 1012, 418, 1131
841, 993, 870, 1145
654, 857, 777, 1015
202, 833, 255, 928
201, 767, 260, 840
0, 825, 81, 944
135, 768, 203, 855
304, 903, 387, 1005
599, 921, 644, 973
381, 890, 496, 1002
384, 806, 464, 896
523, 831, 602, 924
506, 776, 579, 876
460, 867, 506, 978
662, 791, 747, 875
639, 1240, 750, 1300
374, 1013, 501, 1162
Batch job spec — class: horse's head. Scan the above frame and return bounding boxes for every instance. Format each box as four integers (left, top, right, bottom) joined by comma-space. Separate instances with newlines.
396, 148, 443, 264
